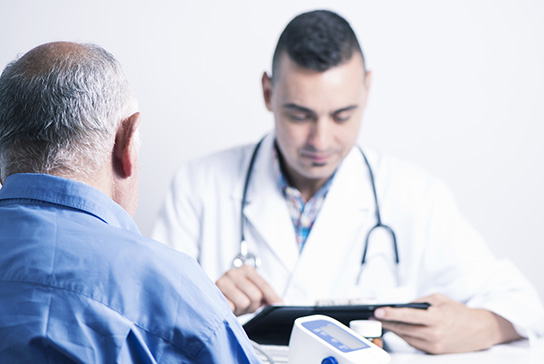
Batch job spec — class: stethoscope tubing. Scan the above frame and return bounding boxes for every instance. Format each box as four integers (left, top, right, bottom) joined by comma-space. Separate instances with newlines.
358, 146, 400, 265
240, 138, 265, 244
237, 136, 399, 270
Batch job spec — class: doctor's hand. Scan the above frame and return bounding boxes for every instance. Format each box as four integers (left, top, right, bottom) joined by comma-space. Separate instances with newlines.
215, 265, 283, 316
374, 293, 522, 354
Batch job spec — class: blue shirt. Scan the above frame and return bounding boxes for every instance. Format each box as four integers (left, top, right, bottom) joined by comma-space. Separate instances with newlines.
0, 174, 260, 364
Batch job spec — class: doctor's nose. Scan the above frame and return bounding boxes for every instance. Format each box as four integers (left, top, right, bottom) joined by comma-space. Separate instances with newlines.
308, 118, 330, 151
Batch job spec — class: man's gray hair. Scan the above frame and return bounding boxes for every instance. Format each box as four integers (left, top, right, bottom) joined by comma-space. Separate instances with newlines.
0, 43, 138, 181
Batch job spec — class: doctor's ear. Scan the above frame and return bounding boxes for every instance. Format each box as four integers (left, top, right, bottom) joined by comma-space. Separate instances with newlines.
261, 72, 273, 111
361, 70, 373, 108
364, 70, 373, 91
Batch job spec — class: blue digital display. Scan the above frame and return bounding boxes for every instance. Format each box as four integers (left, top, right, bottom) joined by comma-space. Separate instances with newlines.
302, 319, 371, 353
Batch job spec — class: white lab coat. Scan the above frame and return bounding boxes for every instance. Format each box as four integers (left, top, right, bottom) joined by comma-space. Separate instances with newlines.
153, 133, 544, 340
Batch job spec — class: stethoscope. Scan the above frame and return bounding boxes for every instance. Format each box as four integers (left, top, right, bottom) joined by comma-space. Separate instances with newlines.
232, 137, 399, 281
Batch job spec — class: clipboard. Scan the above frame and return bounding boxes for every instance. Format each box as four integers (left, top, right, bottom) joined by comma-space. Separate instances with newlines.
243, 302, 430, 345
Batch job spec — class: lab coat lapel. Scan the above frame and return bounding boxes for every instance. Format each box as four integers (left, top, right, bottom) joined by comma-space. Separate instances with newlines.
233, 135, 300, 271
284, 148, 375, 301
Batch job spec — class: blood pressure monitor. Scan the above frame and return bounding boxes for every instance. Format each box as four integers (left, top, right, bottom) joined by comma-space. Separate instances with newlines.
288, 315, 390, 364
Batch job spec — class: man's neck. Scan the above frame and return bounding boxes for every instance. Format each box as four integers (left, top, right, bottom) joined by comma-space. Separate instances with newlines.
292, 177, 328, 203
275, 144, 330, 202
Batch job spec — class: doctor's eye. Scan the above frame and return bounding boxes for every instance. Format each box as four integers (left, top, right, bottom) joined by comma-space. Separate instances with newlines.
288, 112, 313, 122
333, 112, 352, 123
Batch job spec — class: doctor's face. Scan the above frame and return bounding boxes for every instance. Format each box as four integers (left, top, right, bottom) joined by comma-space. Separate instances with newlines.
262, 52, 371, 191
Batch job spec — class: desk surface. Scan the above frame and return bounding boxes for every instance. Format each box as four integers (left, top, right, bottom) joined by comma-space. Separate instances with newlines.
389, 338, 544, 364
257, 337, 544, 363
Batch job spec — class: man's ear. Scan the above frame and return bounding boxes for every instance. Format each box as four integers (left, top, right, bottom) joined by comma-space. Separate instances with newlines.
261, 72, 273, 111
113, 112, 141, 178
362, 70, 373, 108
364, 70, 373, 92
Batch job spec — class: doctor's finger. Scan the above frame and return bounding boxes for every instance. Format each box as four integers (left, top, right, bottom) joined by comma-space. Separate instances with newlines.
221, 285, 254, 316
393, 333, 439, 354
216, 272, 256, 315
243, 267, 283, 305
413, 293, 449, 306
380, 320, 429, 341
375, 306, 434, 326
234, 276, 272, 313
222, 267, 270, 310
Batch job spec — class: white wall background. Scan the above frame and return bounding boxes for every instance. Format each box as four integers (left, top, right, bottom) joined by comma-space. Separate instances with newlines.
1, 0, 543, 300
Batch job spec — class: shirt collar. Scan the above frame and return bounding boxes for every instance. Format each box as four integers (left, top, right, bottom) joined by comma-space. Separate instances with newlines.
0, 173, 140, 233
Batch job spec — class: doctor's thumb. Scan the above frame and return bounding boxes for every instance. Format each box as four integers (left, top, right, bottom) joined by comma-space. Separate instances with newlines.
262, 289, 283, 306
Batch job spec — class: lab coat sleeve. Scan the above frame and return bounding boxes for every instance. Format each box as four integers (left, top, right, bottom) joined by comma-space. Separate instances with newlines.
152, 164, 202, 260
416, 179, 544, 340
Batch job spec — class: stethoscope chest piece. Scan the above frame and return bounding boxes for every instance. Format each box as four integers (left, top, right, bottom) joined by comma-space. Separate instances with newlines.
232, 240, 261, 268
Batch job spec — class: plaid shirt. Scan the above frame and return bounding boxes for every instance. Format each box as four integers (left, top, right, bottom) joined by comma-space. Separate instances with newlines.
273, 147, 335, 252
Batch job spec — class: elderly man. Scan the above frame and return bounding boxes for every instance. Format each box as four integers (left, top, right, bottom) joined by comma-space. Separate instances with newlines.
0, 42, 259, 363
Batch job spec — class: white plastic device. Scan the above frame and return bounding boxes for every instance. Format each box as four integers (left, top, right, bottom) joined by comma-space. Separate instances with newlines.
288, 315, 390, 364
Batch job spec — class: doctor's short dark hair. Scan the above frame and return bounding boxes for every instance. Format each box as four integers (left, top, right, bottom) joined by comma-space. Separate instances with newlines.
271, 9, 366, 83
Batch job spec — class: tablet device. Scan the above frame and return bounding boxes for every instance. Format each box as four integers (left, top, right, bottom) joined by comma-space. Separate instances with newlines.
243, 302, 430, 345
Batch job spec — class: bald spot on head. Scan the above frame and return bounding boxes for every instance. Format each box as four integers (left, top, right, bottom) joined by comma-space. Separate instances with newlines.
13, 41, 90, 76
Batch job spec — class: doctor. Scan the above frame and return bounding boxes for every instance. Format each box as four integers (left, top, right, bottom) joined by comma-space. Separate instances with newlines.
153, 10, 544, 354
